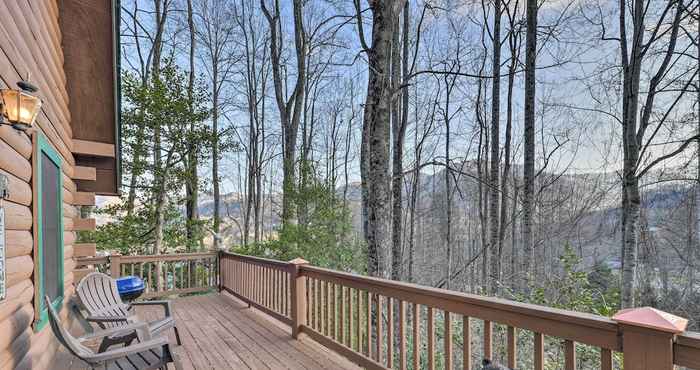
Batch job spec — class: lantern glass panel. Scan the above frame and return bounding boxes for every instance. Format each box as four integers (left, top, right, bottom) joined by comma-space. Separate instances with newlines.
19, 91, 42, 125
1, 89, 20, 122
1, 89, 41, 126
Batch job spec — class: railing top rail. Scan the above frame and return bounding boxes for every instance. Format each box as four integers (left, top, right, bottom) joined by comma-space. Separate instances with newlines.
677, 331, 700, 347
301, 264, 621, 351
75, 256, 110, 265
220, 251, 291, 269
119, 252, 217, 263
674, 331, 700, 368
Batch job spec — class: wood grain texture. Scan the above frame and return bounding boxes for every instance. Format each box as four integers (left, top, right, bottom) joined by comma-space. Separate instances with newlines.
72, 166, 96, 181
71, 217, 96, 231
72, 140, 115, 157
4, 231, 33, 258
0, 1, 84, 366
72, 191, 95, 206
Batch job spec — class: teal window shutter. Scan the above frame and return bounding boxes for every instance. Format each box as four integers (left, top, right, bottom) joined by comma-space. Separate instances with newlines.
34, 134, 64, 331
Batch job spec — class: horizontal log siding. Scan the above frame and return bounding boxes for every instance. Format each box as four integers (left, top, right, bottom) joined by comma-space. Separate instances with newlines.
0, 1, 77, 369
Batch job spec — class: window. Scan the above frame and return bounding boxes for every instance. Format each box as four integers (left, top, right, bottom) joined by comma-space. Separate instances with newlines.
33, 134, 63, 331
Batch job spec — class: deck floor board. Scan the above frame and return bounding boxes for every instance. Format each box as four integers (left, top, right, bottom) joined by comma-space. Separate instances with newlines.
55, 293, 361, 370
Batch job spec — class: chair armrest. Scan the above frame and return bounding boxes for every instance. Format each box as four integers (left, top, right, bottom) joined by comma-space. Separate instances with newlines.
85, 315, 133, 324
78, 321, 151, 342
86, 337, 169, 363
130, 300, 173, 316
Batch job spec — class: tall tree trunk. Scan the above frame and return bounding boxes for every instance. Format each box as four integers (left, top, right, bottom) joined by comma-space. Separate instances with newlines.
391, 4, 407, 282
361, 0, 402, 279
444, 86, 453, 290
261, 0, 306, 229
151, 0, 166, 252
488, 0, 502, 295
185, 0, 199, 250
212, 77, 221, 248
619, 0, 644, 308
408, 84, 421, 283
522, 0, 537, 287
500, 7, 519, 288
694, 33, 700, 294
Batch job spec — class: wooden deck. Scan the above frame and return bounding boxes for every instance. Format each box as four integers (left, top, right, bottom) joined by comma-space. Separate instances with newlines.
55, 293, 361, 370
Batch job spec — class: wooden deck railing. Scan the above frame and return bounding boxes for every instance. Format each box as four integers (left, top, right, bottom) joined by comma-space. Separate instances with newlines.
219, 252, 292, 325
218, 251, 700, 370
76, 252, 218, 298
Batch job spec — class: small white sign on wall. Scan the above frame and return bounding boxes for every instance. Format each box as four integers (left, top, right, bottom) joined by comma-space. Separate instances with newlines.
0, 205, 5, 300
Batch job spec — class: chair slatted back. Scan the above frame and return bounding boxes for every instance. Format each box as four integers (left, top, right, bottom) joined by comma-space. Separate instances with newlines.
45, 296, 94, 361
76, 272, 131, 328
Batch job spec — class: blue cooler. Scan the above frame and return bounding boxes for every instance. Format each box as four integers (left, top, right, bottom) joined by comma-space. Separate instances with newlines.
115, 276, 145, 301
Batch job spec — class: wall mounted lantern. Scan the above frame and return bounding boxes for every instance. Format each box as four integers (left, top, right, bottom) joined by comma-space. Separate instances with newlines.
0, 81, 42, 131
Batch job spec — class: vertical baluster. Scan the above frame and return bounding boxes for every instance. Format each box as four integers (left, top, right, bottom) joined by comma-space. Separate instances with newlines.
427, 306, 434, 370
270, 267, 273, 307
263, 267, 268, 307
600, 348, 612, 370
376, 295, 383, 363
534, 332, 544, 370
387, 297, 394, 368
317, 279, 322, 330
266, 267, 271, 308
355, 289, 361, 352
306, 277, 311, 325
283, 271, 288, 315
187, 261, 191, 291
326, 281, 331, 335
348, 288, 354, 347
266, 266, 270, 306
311, 278, 316, 329
242, 262, 246, 298
276, 269, 281, 313
483, 320, 492, 360
321, 280, 326, 335
444, 311, 452, 370
366, 291, 372, 358
462, 316, 471, 370
268, 267, 273, 308
254, 265, 259, 303
256, 264, 261, 303
257, 264, 261, 302
330, 283, 336, 340
339, 286, 345, 344
565, 340, 576, 370
274, 269, 279, 313
507, 326, 517, 368
399, 300, 406, 370
249, 264, 253, 301
413, 304, 420, 370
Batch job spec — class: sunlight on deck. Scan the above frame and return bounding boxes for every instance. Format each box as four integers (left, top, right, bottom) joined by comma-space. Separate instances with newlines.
55, 293, 361, 370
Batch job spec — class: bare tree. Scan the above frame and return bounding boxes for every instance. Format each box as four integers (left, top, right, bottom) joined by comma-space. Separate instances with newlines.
522, 0, 537, 285
355, 0, 406, 278
617, 0, 695, 307
261, 0, 308, 228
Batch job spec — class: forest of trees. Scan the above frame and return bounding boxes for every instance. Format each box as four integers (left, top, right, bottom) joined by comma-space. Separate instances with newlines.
84, 0, 699, 338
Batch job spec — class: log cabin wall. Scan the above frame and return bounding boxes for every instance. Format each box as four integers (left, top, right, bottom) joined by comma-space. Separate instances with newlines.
0, 1, 107, 369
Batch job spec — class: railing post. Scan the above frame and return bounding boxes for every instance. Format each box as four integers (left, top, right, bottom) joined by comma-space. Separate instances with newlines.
109, 254, 121, 278
289, 258, 309, 339
613, 307, 687, 370
217, 251, 223, 293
